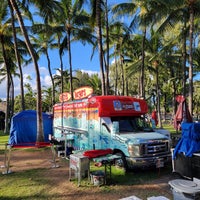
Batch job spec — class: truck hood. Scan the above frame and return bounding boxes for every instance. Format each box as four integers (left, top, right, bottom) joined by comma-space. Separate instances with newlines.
116, 131, 168, 144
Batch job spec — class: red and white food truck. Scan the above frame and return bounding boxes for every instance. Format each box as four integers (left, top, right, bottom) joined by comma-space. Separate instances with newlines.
53, 87, 171, 170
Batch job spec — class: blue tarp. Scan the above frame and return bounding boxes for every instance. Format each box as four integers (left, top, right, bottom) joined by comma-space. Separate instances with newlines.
8, 110, 53, 146
173, 122, 200, 158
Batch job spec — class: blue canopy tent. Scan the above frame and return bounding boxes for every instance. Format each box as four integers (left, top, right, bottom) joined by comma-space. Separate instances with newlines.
8, 110, 53, 146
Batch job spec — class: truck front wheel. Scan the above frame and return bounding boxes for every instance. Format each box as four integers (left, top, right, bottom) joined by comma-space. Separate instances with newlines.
114, 152, 128, 172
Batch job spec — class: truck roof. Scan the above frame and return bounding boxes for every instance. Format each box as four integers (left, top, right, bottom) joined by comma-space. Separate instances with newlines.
54, 95, 148, 117
88, 95, 148, 117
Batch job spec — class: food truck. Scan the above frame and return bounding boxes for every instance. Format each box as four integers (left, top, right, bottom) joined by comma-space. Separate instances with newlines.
53, 87, 171, 170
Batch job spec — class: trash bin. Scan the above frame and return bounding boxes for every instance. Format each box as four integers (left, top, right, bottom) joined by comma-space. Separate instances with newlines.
168, 178, 200, 200
90, 170, 105, 186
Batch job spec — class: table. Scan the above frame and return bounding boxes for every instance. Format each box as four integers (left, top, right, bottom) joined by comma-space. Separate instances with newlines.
92, 154, 121, 184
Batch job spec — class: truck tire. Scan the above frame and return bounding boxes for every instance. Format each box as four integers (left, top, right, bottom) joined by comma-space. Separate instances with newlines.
114, 152, 128, 172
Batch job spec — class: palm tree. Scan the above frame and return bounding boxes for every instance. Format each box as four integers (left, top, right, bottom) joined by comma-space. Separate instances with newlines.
53, 69, 78, 95
87, 73, 102, 95
9, 0, 44, 143
89, 0, 106, 95
30, 33, 56, 106
0, 0, 15, 133
8, 0, 25, 111
57, 0, 93, 99
152, 0, 200, 115
187, 0, 198, 115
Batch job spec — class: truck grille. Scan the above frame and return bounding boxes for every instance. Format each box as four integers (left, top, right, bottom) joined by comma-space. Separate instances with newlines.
142, 140, 169, 156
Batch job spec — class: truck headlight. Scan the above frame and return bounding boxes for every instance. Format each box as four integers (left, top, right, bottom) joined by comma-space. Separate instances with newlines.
128, 145, 141, 157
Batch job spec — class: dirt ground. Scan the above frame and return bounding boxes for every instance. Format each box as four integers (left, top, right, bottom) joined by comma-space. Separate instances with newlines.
0, 148, 178, 200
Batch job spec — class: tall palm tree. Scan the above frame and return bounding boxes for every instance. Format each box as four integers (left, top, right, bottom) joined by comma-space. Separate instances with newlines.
0, 0, 15, 133
30, 33, 56, 106
187, 0, 197, 115
88, 0, 106, 95
8, 0, 25, 111
9, 0, 44, 143
58, 0, 93, 99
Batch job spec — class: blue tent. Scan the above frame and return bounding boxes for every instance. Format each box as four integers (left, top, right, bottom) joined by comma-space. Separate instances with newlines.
9, 110, 53, 146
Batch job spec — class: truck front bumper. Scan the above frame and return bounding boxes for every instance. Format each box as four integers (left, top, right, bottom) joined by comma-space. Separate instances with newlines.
126, 153, 172, 169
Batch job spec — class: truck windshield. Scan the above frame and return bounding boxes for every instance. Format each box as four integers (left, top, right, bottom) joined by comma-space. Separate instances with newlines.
111, 116, 152, 133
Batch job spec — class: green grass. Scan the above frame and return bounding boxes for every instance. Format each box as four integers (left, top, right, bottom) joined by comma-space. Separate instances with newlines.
0, 169, 50, 200
0, 131, 9, 155
0, 161, 172, 199
76, 161, 172, 186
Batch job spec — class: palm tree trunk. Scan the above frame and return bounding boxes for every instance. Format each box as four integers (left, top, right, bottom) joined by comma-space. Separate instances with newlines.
105, 0, 109, 95
140, 27, 146, 99
9, 0, 44, 143
1, 40, 10, 133
58, 36, 64, 94
155, 62, 162, 128
188, 1, 194, 116
8, 0, 25, 111
9, 74, 15, 118
45, 49, 55, 106
67, 31, 74, 100
182, 18, 187, 97
96, 0, 105, 95
114, 46, 118, 95
120, 55, 125, 96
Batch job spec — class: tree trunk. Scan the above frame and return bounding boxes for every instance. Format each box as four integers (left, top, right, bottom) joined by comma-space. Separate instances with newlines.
67, 30, 74, 100
9, 0, 44, 143
8, 0, 25, 111
105, 0, 109, 95
188, 2, 194, 116
45, 49, 55, 107
120, 55, 125, 96
155, 62, 162, 128
0, 34, 11, 133
114, 47, 118, 95
96, 0, 105, 95
58, 36, 64, 94
182, 18, 187, 97
140, 27, 146, 99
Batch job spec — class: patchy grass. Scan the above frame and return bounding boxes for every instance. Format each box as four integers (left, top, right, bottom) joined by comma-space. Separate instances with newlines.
0, 168, 50, 200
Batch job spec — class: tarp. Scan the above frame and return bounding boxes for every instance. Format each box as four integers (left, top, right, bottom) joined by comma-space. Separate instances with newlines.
8, 110, 53, 146
173, 122, 200, 158
174, 95, 192, 130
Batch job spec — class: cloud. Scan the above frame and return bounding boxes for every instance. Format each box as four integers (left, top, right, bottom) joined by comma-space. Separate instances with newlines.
79, 69, 99, 76
0, 64, 99, 100
0, 64, 52, 99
